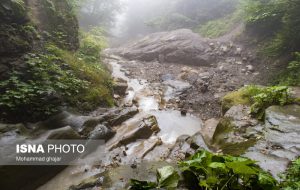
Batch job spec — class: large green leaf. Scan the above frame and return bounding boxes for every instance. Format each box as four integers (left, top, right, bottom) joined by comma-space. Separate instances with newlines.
157, 166, 180, 189
225, 161, 257, 175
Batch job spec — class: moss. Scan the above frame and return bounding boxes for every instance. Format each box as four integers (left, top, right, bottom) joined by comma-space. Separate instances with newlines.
211, 118, 257, 156
221, 88, 252, 115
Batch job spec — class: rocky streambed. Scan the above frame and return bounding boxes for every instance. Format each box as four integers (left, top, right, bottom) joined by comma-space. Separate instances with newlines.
0, 29, 299, 190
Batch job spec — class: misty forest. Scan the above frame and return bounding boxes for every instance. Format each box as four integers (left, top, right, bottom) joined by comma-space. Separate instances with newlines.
0, 0, 300, 189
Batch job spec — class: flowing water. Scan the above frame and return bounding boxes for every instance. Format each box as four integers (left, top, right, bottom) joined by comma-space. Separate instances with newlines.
38, 55, 203, 190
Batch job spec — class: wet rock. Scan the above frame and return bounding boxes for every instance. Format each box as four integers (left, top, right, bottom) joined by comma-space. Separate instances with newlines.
108, 115, 160, 150
181, 109, 187, 116
47, 126, 82, 139
201, 118, 219, 144
212, 105, 260, 155
113, 78, 128, 96
107, 107, 139, 127
189, 132, 209, 150
88, 124, 115, 141
244, 105, 300, 177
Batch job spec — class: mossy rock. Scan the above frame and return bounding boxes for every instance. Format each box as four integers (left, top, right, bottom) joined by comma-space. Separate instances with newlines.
211, 118, 257, 156
221, 88, 252, 115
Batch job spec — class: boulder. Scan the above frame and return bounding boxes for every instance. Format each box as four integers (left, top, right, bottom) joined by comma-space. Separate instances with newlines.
244, 105, 300, 177
109, 29, 214, 66
212, 105, 260, 155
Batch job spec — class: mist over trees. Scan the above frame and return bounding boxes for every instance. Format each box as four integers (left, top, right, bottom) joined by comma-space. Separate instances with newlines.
77, 0, 122, 30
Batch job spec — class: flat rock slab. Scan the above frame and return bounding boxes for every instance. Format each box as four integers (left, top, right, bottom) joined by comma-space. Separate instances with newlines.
244, 105, 300, 177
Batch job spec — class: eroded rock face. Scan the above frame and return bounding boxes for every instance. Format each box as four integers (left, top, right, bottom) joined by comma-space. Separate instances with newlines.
244, 105, 300, 177
109, 29, 213, 66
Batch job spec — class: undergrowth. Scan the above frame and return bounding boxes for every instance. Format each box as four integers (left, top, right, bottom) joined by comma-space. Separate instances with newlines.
222, 85, 293, 119
0, 29, 113, 122
277, 52, 300, 86
130, 150, 278, 190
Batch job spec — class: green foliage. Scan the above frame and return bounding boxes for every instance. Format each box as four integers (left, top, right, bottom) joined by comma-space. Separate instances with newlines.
280, 158, 300, 190
179, 150, 277, 190
46, 44, 113, 110
41, 0, 79, 50
278, 52, 300, 86
78, 27, 107, 63
130, 151, 278, 190
249, 86, 292, 119
243, 0, 300, 56
0, 41, 113, 122
222, 85, 292, 119
196, 10, 242, 38
129, 166, 180, 190
0, 52, 87, 121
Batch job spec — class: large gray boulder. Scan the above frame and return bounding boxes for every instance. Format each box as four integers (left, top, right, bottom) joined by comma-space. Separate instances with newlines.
109, 29, 213, 66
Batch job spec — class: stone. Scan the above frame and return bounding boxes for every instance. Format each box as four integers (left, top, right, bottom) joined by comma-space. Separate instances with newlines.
47, 126, 82, 139
181, 109, 187, 116
246, 65, 254, 72
190, 132, 209, 150
244, 105, 300, 177
108, 115, 160, 150
201, 118, 220, 144
113, 78, 128, 96
88, 124, 115, 141
107, 29, 214, 67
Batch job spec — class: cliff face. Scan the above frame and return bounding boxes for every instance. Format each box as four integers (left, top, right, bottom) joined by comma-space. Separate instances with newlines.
0, 0, 79, 80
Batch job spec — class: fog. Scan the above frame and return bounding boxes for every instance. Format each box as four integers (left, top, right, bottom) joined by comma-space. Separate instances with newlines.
78, 0, 239, 42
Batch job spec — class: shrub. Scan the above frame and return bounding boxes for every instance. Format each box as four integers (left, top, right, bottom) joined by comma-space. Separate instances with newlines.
280, 158, 300, 190
222, 85, 292, 119
278, 52, 300, 86
0, 52, 87, 121
0, 43, 113, 122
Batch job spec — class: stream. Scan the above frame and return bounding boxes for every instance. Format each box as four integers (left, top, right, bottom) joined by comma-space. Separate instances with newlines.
37, 54, 204, 190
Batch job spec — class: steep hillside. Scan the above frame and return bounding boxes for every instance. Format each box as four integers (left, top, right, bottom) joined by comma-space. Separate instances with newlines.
0, 0, 113, 123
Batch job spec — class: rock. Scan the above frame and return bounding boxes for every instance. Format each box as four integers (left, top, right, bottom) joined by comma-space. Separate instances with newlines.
47, 126, 82, 139
244, 105, 300, 177
113, 78, 128, 96
107, 107, 139, 126
181, 109, 187, 116
201, 118, 219, 144
88, 124, 115, 141
108, 115, 160, 150
236, 47, 242, 55
220, 45, 228, 53
190, 132, 209, 150
212, 105, 260, 155
108, 29, 214, 66
69, 174, 103, 190
246, 65, 254, 72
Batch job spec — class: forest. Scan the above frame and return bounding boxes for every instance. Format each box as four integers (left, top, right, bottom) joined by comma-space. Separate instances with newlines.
0, 0, 299, 189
